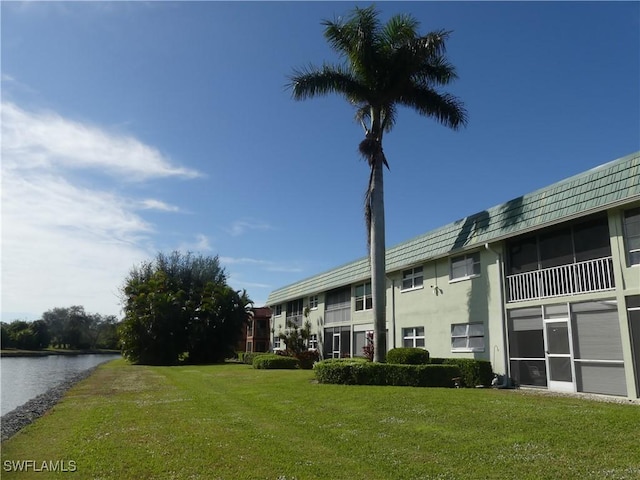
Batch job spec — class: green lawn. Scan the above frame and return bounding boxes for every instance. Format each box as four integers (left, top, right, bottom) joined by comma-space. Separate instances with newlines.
2, 359, 639, 480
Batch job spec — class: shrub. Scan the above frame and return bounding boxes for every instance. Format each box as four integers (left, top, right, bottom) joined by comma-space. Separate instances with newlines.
386, 347, 430, 365
241, 352, 268, 365
253, 354, 300, 369
295, 350, 320, 369
430, 358, 494, 387
314, 359, 459, 387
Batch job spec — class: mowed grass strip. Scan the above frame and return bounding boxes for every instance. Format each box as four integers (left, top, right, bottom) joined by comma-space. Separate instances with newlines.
2, 359, 639, 480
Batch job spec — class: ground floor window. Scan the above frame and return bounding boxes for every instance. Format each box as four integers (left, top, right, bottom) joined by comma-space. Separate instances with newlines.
353, 330, 373, 357
402, 327, 425, 348
507, 300, 627, 396
308, 334, 318, 350
451, 323, 485, 352
273, 336, 281, 350
324, 326, 351, 358
508, 307, 547, 387
627, 295, 640, 395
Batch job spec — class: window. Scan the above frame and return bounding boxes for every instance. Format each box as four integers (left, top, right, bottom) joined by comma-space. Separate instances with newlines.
273, 336, 282, 350
450, 252, 481, 281
624, 208, 640, 266
309, 295, 319, 309
401, 266, 424, 291
325, 287, 351, 324
451, 323, 485, 352
274, 305, 282, 316
308, 334, 318, 350
507, 214, 612, 273
247, 321, 253, 336
355, 283, 372, 311
402, 327, 425, 348
256, 319, 267, 336
247, 341, 253, 353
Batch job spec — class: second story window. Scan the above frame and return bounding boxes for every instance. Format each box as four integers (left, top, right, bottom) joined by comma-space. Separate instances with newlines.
624, 207, 640, 266
286, 299, 304, 327
450, 252, 481, 281
401, 266, 424, 291
355, 283, 372, 311
309, 295, 319, 309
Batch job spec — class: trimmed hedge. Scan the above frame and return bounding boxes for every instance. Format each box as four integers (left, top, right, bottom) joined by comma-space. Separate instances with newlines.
253, 354, 300, 369
430, 358, 494, 387
314, 359, 459, 387
386, 347, 430, 365
239, 352, 268, 365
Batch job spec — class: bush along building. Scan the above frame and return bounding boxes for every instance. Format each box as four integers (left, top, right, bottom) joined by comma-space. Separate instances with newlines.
267, 151, 640, 399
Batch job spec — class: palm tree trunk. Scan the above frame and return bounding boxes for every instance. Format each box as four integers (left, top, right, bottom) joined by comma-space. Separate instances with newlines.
370, 152, 387, 362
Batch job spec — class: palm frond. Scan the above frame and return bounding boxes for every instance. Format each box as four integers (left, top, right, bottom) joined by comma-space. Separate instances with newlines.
398, 85, 468, 130
323, 5, 381, 87
412, 30, 452, 58
381, 13, 419, 49
287, 64, 368, 102
413, 55, 459, 87
380, 103, 397, 134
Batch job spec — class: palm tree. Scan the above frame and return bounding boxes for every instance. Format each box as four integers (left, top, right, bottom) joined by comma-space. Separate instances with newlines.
288, 5, 467, 362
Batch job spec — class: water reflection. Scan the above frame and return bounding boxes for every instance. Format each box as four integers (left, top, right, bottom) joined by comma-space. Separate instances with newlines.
1, 354, 120, 415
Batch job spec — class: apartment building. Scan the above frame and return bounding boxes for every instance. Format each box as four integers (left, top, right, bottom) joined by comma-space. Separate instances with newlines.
267, 151, 640, 399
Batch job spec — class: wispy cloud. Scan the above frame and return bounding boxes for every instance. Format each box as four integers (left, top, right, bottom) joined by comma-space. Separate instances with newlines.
139, 199, 181, 212
178, 234, 213, 253
1, 102, 201, 319
226, 220, 273, 237
2, 102, 201, 180
219, 256, 303, 273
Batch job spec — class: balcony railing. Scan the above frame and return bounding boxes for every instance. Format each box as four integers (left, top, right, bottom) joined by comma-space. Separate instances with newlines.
507, 256, 615, 303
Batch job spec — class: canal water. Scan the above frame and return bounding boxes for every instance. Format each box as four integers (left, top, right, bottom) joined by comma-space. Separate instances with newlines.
0, 354, 121, 416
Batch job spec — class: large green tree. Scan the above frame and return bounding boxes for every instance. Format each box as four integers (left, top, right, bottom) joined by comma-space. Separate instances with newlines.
119, 251, 252, 365
288, 5, 467, 361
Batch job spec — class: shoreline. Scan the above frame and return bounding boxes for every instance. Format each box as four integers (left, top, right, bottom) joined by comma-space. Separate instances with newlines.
1, 360, 114, 442
1, 349, 120, 358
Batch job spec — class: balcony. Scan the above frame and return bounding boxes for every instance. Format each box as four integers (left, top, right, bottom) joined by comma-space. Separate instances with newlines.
285, 314, 303, 328
506, 256, 615, 303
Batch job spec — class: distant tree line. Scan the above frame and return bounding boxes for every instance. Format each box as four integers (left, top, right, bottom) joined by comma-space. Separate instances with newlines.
1, 306, 120, 351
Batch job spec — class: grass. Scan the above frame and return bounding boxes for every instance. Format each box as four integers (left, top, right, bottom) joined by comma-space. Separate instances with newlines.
1, 359, 639, 480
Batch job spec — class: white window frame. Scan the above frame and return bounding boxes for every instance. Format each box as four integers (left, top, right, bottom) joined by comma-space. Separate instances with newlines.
309, 295, 319, 310
273, 304, 282, 316
450, 252, 481, 282
401, 266, 424, 292
450, 323, 485, 352
623, 207, 640, 266
273, 336, 282, 350
355, 282, 372, 311
402, 327, 425, 348
308, 333, 318, 350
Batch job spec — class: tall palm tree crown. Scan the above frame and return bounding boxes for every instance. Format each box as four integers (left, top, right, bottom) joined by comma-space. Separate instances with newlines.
288, 5, 467, 362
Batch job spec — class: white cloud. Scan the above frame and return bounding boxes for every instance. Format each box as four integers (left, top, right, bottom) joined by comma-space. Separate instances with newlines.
219, 256, 270, 266
0, 102, 201, 320
2, 102, 201, 180
226, 220, 273, 237
178, 234, 213, 253
139, 199, 181, 212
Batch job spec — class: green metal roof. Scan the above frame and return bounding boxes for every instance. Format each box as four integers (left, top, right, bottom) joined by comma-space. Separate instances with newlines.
267, 151, 640, 305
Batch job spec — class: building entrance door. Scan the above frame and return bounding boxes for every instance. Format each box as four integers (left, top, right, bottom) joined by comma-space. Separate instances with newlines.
544, 320, 574, 392
332, 333, 341, 358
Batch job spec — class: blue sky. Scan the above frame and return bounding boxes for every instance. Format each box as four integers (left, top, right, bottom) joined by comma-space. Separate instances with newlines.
2, 1, 638, 321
